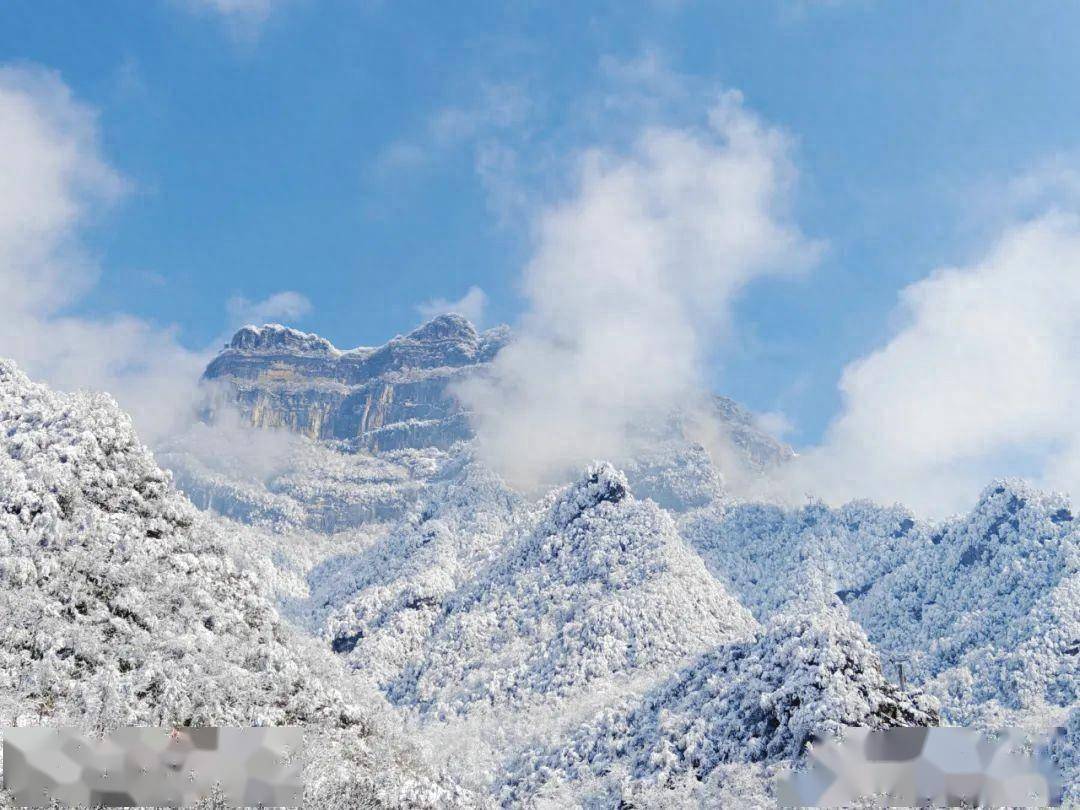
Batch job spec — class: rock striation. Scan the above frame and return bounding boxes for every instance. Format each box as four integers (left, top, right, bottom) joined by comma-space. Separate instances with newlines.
202, 315, 510, 452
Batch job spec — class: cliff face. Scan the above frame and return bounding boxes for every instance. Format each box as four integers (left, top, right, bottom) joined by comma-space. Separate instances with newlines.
202, 314, 509, 451
202, 314, 793, 470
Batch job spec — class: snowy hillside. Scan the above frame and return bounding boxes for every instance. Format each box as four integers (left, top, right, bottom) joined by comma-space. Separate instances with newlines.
502, 609, 939, 805
682, 482, 1079, 733
847, 481, 1080, 726
0, 360, 480, 808
1, 354, 1076, 807
158, 419, 448, 533
383, 464, 756, 717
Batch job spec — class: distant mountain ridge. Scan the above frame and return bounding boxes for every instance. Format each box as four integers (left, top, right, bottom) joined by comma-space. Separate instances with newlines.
202, 314, 793, 472
203, 314, 509, 452
2, 357, 1076, 807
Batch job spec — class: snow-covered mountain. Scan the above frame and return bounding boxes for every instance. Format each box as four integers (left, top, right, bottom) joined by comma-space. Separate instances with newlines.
847, 481, 1079, 725
173, 314, 794, 536
201, 314, 792, 465
202, 315, 510, 452
0, 360, 482, 808
1, 319, 1077, 807
376, 464, 756, 717
503, 609, 939, 805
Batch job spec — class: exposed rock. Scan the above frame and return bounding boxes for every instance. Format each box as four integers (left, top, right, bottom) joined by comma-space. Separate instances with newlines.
202, 316, 792, 480
202, 314, 510, 451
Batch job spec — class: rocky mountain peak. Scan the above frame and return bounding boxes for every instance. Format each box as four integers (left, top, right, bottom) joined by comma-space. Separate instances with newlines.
402, 313, 478, 345
228, 323, 339, 356
203, 315, 507, 451
202, 315, 786, 469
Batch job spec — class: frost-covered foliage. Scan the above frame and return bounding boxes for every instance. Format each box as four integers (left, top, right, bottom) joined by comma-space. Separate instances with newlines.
384, 464, 756, 717
312, 454, 525, 688
619, 442, 723, 512
684, 480, 1078, 734
502, 608, 938, 804
844, 480, 1079, 724
4, 337, 1077, 807
681, 497, 923, 621
0, 360, 476, 808
1050, 705, 1080, 806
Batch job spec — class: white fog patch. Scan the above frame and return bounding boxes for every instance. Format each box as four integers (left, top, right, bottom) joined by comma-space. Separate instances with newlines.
456, 90, 821, 490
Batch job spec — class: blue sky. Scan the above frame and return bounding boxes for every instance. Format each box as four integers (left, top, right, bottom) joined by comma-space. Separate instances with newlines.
3, 0, 1080, 455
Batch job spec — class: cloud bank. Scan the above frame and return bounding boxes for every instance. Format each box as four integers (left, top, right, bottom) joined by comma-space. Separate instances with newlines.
457, 90, 820, 490
0, 65, 212, 444
0, 64, 304, 449
785, 210, 1080, 516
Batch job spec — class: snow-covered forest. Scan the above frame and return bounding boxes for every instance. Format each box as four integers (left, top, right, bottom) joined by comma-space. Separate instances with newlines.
0, 323, 1077, 806
4, 1, 1080, 805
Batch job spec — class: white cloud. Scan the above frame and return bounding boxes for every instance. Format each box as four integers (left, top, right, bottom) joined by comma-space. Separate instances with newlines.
456, 90, 821, 490
755, 410, 796, 440
227, 290, 312, 327
0, 64, 209, 444
416, 286, 488, 327
0, 64, 319, 447
782, 210, 1080, 516
373, 83, 537, 223
376, 83, 531, 174
429, 84, 531, 146
0, 66, 125, 314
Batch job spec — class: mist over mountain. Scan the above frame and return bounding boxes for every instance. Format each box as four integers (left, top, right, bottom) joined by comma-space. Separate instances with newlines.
195, 314, 791, 497
202, 315, 511, 453
0, 313, 1077, 807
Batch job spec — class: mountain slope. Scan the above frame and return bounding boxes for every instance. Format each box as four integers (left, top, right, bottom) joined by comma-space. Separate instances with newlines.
375, 464, 758, 717
502, 608, 939, 805
681, 498, 923, 621
0, 360, 479, 807
846, 480, 1079, 725
158, 418, 448, 533
682, 479, 1079, 731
